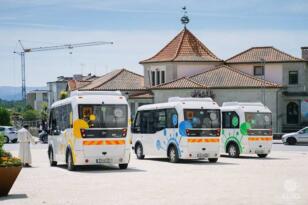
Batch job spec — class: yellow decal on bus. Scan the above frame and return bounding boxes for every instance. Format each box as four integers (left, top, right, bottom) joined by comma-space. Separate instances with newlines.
73, 119, 89, 138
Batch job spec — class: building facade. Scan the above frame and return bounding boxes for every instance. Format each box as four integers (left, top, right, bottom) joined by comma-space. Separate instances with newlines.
26, 89, 48, 111
68, 27, 307, 133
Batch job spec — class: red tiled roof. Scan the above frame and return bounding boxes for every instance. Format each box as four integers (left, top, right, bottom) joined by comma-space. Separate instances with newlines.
226, 46, 303, 63
129, 91, 154, 99
140, 28, 222, 63
67, 80, 93, 91
80, 69, 145, 91
153, 65, 281, 89
190, 65, 281, 88
152, 77, 206, 89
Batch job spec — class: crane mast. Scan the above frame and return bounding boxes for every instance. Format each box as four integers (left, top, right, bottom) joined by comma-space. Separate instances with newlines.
14, 40, 113, 102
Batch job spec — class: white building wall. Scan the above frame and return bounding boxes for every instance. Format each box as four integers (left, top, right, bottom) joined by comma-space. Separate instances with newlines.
229, 63, 283, 84
176, 62, 221, 78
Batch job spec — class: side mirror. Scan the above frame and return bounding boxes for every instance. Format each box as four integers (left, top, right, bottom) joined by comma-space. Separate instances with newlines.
299, 131, 304, 134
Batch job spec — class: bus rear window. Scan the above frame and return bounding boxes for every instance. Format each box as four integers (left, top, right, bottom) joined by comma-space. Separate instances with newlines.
184, 109, 220, 128
79, 104, 128, 128
245, 112, 272, 129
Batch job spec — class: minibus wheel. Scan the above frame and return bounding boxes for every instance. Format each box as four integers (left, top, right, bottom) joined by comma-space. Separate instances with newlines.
119, 164, 128, 169
67, 150, 75, 171
257, 154, 268, 158
208, 158, 218, 163
48, 148, 57, 166
135, 143, 145, 159
227, 143, 240, 158
168, 145, 179, 163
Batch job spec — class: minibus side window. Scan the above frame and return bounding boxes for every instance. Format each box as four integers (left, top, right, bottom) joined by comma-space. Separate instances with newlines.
140, 111, 155, 134
155, 109, 166, 132
50, 108, 60, 135
222, 111, 239, 129
132, 111, 141, 133
166, 108, 178, 128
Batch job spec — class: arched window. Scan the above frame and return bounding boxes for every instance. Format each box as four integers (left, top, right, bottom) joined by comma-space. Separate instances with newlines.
287, 102, 299, 124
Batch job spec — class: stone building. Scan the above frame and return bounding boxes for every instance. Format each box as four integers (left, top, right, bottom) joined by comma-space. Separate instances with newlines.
26, 89, 48, 110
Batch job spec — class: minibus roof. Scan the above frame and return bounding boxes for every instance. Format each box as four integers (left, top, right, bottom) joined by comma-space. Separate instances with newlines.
221, 102, 271, 113
138, 99, 219, 111
51, 91, 127, 108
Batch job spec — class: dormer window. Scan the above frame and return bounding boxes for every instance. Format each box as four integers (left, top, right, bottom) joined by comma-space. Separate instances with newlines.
161, 71, 165, 84
156, 70, 160, 85
150, 68, 166, 86
254, 66, 264, 76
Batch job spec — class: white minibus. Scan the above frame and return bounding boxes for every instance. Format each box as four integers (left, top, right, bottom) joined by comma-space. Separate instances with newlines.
132, 97, 221, 163
221, 102, 273, 158
48, 91, 131, 171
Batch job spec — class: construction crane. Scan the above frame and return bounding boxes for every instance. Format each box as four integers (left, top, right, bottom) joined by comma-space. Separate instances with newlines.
14, 40, 113, 102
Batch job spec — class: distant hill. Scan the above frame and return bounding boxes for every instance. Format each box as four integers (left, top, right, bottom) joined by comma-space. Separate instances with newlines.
0, 86, 47, 101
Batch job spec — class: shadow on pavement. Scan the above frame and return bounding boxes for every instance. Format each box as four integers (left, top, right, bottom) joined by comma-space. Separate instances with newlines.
144, 158, 239, 165
0, 194, 28, 201
55, 164, 146, 173
220, 154, 289, 160
283, 143, 308, 146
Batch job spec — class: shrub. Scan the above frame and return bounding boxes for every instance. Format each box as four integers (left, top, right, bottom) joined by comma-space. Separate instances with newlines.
60, 91, 68, 99
0, 107, 11, 126
22, 109, 40, 121
0, 134, 22, 167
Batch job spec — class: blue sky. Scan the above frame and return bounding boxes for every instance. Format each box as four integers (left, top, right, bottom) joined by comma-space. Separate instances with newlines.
0, 0, 308, 86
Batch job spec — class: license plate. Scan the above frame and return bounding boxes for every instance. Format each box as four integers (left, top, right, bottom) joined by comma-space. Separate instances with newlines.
255, 150, 265, 154
96, 158, 112, 163
197, 153, 208, 159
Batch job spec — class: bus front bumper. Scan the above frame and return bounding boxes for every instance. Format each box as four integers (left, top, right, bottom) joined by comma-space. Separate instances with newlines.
73, 149, 130, 165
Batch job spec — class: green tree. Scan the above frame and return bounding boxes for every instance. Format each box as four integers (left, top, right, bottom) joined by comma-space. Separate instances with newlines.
22, 109, 40, 121
0, 107, 11, 126
40, 102, 48, 121
60, 90, 68, 99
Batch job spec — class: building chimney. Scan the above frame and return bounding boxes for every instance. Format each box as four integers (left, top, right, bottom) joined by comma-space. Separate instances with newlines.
301, 47, 308, 60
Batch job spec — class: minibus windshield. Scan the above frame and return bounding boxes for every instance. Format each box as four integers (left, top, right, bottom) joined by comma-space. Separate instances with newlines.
245, 112, 272, 129
79, 104, 128, 128
184, 109, 220, 128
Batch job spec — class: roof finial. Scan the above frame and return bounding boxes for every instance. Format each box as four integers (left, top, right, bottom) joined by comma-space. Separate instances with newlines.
181, 6, 189, 28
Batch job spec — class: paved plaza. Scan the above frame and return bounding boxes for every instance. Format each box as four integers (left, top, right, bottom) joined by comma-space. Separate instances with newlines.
1, 142, 308, 205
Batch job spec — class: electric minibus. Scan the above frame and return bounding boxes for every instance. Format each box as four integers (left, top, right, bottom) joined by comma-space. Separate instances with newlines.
221, 102, 272, 158
48, 91, 131, 171
132, 97, 221, 163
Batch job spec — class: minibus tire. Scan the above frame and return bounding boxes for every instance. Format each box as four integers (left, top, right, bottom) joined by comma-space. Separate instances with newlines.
208, 158, 218, 163
227, 143, 240, 158
48, 148, 57, 166
168, 145, 179, 163
135, 143, 145, 159
67, 150, 75, 171
119, 163, 128, 169
257, 154, 268, 158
